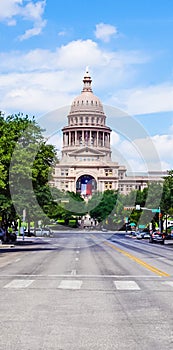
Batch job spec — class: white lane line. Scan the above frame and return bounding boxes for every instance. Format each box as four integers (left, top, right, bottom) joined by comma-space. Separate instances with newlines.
114, 280, 141, 290
0, 274, 162, 278
75, 257, 79, 261
4, 279, 34, 289
76, 250, 80, 254
58, 280, 82, 289
163, 281, 173, 288
71, 270, 77, 275
15, 258, 21, 262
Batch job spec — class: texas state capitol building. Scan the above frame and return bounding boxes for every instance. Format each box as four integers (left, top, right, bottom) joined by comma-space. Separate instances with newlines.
50, 70, 166, 197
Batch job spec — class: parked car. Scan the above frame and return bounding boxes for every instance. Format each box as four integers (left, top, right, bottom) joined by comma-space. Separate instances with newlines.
0, 228, 5, 242
142, 232, 151, 239
136, 231, 143, 239
30, 227, 54, 237
0, 228, 16, 243
149, 231, 165, 244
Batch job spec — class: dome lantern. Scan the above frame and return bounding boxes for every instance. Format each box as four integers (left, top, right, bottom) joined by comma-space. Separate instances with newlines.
82, 67, 92, 92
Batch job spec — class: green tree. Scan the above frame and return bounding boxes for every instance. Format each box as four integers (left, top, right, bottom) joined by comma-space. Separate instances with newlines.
0, 113, 57, 237
89, 190, 118, 226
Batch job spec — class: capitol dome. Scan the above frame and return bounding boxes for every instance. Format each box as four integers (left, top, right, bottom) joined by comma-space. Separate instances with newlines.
69, 69, 104, 115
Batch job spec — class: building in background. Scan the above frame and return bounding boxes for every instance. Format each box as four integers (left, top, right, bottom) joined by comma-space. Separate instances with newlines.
50, 70, 167, 197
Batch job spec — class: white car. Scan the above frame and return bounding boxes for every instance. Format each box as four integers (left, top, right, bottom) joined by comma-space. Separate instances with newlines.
30, 227, 54, 237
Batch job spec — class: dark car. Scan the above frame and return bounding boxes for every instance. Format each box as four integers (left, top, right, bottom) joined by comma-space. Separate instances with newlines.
0, 228, 16, 243
0, 228, 5, 242
149, 231, 165, 244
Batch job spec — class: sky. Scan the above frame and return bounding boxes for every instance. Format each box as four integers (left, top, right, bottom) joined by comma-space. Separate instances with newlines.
0, 0, 173, 172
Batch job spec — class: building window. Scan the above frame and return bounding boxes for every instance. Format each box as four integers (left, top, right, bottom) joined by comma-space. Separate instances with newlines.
105, 182, 113, 190
91, 117, 94, 124
118, 185, 124, 192
105, 169, 113, 176
119, 172, 124, 179
85, 116, 88, 123
61, 168, 68, 176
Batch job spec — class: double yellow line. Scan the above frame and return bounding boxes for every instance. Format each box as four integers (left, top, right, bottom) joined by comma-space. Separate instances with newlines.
104, 241, 170, 277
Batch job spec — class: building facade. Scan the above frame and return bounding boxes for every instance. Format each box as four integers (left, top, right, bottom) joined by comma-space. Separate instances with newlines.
51, 70, 167, 196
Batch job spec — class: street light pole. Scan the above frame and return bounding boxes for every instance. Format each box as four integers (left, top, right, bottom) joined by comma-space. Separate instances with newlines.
159, 207, 162, 232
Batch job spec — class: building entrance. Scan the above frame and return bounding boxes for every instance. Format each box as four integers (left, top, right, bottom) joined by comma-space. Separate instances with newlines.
76, 175, 97, 196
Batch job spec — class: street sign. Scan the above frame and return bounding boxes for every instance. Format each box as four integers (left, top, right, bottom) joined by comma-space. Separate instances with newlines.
124, 207, 135, 210
152, 209, 160, 213
139, 225, 145, 229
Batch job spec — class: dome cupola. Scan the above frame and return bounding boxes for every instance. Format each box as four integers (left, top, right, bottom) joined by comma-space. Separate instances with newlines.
70, 68, 104, 115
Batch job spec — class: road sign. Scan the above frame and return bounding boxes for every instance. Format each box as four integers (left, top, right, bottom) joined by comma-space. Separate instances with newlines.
124, 207, 135, 210
139, 225, 145, 229
152, 209, 160, 213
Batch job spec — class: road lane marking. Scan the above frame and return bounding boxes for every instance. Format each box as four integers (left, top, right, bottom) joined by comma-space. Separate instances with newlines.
104, 242, 170, 277
114, 280, 140, 290
163, 281, 173, 287
15, 258, 21, 262
76, 250, 80, 254
4, 279, 34, 289
71, 270, 77, 275
0, 274, 163, 278
75, 257, 79, 261
58, 280, 82, 289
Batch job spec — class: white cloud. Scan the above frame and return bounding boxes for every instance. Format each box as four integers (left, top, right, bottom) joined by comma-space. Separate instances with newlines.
115, 133, 173, 171
0, 39, 149, 116
110, 131, 120, 146
95, 23, 118, 42
58, 31, 66, 37
109, 83, 173, 115
152, 134, 173, 158
0, 0, 22, 21
0, 0, 46, 40
19, 19, 46, 40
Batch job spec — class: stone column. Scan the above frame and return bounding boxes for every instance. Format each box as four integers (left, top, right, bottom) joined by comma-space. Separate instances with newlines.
96, 131, 99, 147
82, 130, 84, 145
67, 132, 69, 146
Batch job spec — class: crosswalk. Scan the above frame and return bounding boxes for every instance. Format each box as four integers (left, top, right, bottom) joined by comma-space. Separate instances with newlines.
2, 277, 173, 291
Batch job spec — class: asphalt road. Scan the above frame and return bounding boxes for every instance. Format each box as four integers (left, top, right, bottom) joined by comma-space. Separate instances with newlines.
0, 231, 173, 350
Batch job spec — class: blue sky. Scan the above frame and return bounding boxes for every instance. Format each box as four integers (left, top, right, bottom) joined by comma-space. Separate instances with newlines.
0, 0, 173, 171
